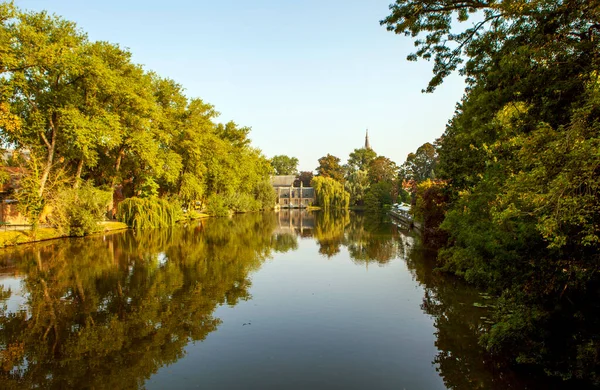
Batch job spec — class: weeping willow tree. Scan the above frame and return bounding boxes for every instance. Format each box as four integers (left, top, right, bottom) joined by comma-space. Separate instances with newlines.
311, 176, 350, 209
117, 197, 181, 229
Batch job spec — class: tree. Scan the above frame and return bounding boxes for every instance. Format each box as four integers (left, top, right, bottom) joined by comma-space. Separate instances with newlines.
413, 179, 448, 248
1, 7, 88, 197
364, 182, 393, 214
344, 169, 370, 206
297, 171, 313, 187
0, 3, 278, 227
316, 154, 345, 182
270, 155, 299, 175
383, 0, 600, 383
367, 156, 398, 184
346, 147, 377, 173
400, 142, 438, 183
311, 176, 350, 209
381, 0, 600, 93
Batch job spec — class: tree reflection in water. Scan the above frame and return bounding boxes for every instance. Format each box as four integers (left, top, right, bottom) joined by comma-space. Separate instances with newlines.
0, 213, 281, 389
405, 237, 564, 389
0, 211, 562, 389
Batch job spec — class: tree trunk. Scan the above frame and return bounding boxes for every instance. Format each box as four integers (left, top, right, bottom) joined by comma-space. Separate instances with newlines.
73, 158, 84, 189
38, 116, 57, 198
109, 147, 126, 219
111, 147, 125, 187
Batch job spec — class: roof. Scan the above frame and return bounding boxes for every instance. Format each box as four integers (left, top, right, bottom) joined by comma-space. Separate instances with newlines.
271, 175, 297, 187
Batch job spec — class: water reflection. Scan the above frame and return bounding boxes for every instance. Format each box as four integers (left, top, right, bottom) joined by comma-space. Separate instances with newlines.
0, 213, 281, 389
0, 212, 562, 389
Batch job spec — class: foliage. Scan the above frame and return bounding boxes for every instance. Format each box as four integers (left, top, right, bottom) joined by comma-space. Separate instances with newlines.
311, 176, 350, 209
364, 181, 394, 214
346, 147, 377, 173
381, 0, 600, 93
253, 179, 277, 210
367, 156, 398, 184
400, 142, 438, 183
413, 180, 448, 248
397, 188, 410, 204
344, 169, 370, 206
117, 197, 180, 229
270, 155, 299, 175
316, 154, 345, 182
0, 3, 273, 221
383, 0, 600, 383
224, 193, 261, 214
46, 182, 112, 236
297, 171, 313, 187
205, 194, 232, 217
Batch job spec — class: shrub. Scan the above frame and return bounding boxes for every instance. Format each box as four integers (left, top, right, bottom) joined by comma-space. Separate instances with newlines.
117, 197, 180, 229
47, 182, 112, 236
205, 194, 231, 217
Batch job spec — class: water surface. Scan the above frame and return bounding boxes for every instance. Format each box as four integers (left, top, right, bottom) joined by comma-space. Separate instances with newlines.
0, 211, 563, 389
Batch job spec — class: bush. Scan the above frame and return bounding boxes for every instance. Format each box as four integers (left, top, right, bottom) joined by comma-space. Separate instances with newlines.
226, 193, 261, 213
48, 182, 112, 236
205, 194, 231, 217
117, 197, 180, 229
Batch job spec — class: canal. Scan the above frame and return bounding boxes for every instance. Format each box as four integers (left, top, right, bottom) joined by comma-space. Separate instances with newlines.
0, 211, 565, 389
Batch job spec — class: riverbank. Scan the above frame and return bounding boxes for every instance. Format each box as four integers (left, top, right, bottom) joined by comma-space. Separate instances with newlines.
0, 221, 129, 248
0, 212, 215, 248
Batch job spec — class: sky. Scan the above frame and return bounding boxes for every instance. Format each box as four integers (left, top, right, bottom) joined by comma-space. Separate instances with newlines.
15, 0, 467, 172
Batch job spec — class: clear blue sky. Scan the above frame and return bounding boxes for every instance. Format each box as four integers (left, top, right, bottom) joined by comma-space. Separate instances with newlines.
15, 0, 466, 172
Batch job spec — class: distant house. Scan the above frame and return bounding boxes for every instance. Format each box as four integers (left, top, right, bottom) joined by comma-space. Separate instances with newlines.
271, 175, 315, 208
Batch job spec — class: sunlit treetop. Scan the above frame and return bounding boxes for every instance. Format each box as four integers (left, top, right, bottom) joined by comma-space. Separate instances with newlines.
381, 0, 600, 92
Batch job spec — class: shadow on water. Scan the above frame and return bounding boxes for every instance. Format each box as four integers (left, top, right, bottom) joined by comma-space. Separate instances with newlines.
0, 211, 568, 389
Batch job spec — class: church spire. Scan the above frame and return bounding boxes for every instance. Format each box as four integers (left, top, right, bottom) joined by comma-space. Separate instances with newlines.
365, 129, 371, 150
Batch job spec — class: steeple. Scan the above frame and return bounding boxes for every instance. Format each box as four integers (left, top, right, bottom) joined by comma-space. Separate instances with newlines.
365, 129, 371, 150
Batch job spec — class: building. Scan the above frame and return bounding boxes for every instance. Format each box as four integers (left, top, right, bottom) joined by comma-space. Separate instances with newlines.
271, 175, 315, 208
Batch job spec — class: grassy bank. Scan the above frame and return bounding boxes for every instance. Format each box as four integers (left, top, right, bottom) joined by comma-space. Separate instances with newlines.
0, 222, 129, 248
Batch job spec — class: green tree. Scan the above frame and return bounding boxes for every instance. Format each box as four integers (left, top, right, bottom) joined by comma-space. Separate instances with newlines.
297, 171, 313, 187
1, 7, 87, 197
400, 142, 438, 183
346, 147, 377, 173
384, 0, 600, 383
311, 176, 350, 209
367, 156, 398, 184
270, 155, 299, 175
364, 181, 393, 214
344, 169, 370, 206
316, 154, 345, 182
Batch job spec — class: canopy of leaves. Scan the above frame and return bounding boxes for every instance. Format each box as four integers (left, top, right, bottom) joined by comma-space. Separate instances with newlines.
400, 142, 438, 183
270, 155, 299, 176
311, 176, 350, 209
0, 3, 274, 223
316, 154, 345, 183
346, 148, 377, 173
384, 0, 600, 383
